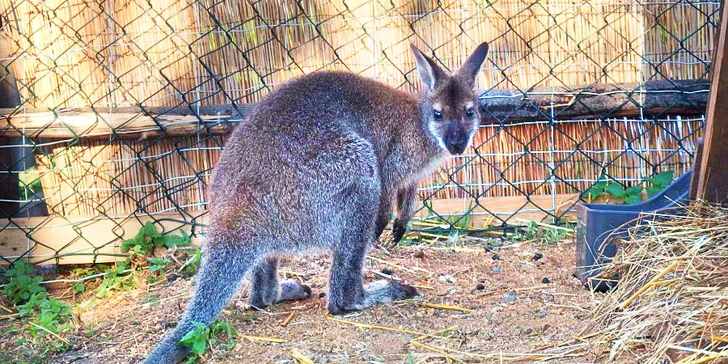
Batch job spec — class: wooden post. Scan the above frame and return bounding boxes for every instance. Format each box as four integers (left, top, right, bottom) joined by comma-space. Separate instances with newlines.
696, 0, 728, 203
689, 138, 704, 200
0, 52, 21, 218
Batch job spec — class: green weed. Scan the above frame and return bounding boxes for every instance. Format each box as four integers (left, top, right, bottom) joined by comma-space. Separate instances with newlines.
1, 261, 74, 352
121, 222, 191, 257
179, 320, 238, 363
582, 170, 674, 204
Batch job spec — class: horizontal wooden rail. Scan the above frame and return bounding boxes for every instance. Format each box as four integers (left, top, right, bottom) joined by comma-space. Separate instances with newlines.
0, 80, 709, 139
0, 194, 578, 265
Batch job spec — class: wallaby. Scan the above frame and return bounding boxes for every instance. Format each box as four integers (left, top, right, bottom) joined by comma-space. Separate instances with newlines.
143, 42, 489, 364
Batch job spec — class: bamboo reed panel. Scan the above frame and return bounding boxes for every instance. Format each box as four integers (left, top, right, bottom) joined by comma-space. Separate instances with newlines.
26, 116, 701, 218
0, 0, 718, 109
422, 116, 704, 200
0, 0, 717, 228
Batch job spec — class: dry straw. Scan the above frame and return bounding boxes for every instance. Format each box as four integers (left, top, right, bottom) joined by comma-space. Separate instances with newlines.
544, 204, 728, 363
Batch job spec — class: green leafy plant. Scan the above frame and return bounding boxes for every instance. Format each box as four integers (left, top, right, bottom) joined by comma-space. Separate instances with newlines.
1, 261, 74, 342
180, 249, 202, 277
17, 292, 73, 335
148, 257, 170, 274
120, 222, 191, 257
147, 257, 171, 283
179, 320, 238, 363
2, 261, 45, 305
644, 170, 675, 198
517, 221, 573, 245
95, 261, 136, 298
582, 170, 675, 205
72, 282, 86, 294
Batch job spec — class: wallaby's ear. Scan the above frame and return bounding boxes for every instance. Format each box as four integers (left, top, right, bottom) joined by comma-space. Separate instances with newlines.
457, 42, 489, 86
411, 44, 446, 91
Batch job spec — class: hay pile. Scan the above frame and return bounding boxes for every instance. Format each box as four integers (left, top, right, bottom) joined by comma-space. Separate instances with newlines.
554, 205, 728, 363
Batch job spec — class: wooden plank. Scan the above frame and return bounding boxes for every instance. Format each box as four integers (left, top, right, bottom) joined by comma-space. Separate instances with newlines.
0, 80, 709, 139
0, 212, 207, 265
697, 0, 728, 203
419, 194, 579, 226
0, 194, 579, 265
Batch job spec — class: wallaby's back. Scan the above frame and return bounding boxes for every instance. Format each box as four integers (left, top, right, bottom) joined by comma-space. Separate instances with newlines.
208, 71, 421, 249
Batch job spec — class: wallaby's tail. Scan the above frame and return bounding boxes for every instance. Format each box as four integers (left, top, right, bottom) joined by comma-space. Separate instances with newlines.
142, 243, 258, 364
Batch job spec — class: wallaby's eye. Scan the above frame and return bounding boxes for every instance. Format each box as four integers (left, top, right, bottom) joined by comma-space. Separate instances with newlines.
433, 110, 443, 120
466, 108, 475, 118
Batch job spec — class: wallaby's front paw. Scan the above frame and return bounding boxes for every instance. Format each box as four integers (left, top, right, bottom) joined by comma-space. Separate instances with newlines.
392, 218, 408, 243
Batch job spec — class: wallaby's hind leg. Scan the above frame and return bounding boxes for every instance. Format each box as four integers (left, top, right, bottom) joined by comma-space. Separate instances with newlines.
248, 256, 311, 309
327, 182, 419, 315
143, 244, 256, 364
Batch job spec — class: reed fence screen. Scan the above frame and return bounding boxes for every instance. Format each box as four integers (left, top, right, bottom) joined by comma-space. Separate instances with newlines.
0, 0, 717, 264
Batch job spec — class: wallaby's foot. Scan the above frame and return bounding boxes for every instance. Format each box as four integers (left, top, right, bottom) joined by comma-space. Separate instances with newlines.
249, 279, 312, 310
392, 218, 407, 243
327, 280, 420, 315
278, 279, 312, 302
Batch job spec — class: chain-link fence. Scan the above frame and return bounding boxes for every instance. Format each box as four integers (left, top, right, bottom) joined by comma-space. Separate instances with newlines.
0, 0, 717, 265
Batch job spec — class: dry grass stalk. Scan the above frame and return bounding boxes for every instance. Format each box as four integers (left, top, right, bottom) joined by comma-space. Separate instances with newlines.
545, 204, 728, 363
238, 334, 286, 343
290, 349, 315, 364
420, 302, 473, 313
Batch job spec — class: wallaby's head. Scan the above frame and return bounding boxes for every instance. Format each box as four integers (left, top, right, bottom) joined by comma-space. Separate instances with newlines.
411, 42, 489, 155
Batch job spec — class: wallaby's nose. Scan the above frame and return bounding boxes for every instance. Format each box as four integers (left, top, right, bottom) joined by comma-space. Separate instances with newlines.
445, 134, 468, 155
446, 141, 467, 155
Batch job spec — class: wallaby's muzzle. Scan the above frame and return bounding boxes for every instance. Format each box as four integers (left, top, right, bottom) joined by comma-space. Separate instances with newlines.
444, 126, 470, 155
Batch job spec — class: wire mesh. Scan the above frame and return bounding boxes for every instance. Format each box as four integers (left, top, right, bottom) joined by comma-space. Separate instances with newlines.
0, 0, 717, 264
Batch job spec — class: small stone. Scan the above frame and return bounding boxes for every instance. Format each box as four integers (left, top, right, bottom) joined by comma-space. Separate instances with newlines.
491, 266, 502, 274
533, 252, 544, 261
381, 268, 394, 275
414, 250, 425, 259
519, 327, 533, 335
500, 294, 517, 304
166, 273, 181, 283
491, 254, 501, 261
542, 277, 551, 284
475, 283, 485, 291
439, 274, 457, 283
536, 307, 549, 318
159, 319, 176, 329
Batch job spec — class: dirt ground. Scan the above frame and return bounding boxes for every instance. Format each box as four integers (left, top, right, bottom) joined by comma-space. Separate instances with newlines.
3, 241, 600, 364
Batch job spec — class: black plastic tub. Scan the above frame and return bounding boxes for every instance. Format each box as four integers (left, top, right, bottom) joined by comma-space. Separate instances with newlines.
575, 171, 693, 292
